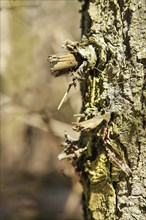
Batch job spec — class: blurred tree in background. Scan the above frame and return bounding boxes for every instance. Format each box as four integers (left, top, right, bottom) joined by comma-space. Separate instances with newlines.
1, 0, 83, 220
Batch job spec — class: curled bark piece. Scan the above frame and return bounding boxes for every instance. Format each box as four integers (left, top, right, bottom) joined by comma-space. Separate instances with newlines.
58, 133, 86, 161
73, 112, 111, 132
58, 146, 86, 161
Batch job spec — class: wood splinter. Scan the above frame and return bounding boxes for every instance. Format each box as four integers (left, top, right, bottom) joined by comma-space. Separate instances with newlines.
48, 53, 79, 76
48, 52, 81, 110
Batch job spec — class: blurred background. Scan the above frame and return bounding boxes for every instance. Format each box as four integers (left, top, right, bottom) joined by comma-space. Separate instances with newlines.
0, 0, 83, 219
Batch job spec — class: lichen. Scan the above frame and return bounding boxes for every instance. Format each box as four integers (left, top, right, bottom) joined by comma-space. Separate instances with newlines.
52, 0, 146, 219
78, 0, 146, 219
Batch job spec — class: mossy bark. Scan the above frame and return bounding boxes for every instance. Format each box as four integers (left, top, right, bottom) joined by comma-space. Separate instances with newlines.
78, 0, 146, 219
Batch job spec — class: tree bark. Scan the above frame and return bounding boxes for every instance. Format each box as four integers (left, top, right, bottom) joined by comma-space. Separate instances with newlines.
78, 0, 146, 219
49, 0, 146, 219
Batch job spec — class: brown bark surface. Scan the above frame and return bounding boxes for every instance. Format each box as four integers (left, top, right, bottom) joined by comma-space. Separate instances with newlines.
49, 0, 146, 219
77, 0, 146, 219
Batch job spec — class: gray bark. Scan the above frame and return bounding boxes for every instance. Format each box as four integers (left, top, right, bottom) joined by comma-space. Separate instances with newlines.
77, 0, 146, 219
50, 0, 146, 219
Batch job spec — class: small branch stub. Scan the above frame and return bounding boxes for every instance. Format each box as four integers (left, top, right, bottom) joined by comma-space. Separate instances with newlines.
48, 51, 82, 110
48, 53, 79, 76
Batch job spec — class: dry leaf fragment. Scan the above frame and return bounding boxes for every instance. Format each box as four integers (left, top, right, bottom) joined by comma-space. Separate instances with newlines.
73, 112, 111, 132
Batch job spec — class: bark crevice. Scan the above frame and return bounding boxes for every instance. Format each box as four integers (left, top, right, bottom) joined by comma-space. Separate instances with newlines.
50, 0, 146, 219
78, 0, 146, 219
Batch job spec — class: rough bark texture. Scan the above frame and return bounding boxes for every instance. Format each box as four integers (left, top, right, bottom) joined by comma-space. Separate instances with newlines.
49, 0, 146, 219
76, 0, 146, 219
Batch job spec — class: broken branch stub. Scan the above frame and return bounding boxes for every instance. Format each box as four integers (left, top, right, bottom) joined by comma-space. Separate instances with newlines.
48, 53, 79, 77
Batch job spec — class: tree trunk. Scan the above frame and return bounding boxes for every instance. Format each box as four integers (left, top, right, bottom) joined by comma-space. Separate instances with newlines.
78, 0, 146, 219
49, 0, 145, 219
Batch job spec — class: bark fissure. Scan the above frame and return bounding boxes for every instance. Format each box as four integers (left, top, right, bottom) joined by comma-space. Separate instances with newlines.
77, 0, 146, 219
49, 0, 146, 219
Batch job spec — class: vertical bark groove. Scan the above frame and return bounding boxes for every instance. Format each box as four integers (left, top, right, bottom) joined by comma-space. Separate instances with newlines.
53, 1, 145, 219
77, 0, 146, 219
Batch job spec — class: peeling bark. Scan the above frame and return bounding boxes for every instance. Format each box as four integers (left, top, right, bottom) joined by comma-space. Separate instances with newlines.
78, 0, 146, 219
49, 0, 146, 219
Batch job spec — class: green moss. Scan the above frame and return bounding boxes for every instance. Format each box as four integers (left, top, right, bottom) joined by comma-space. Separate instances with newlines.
85, 150, 110, 183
